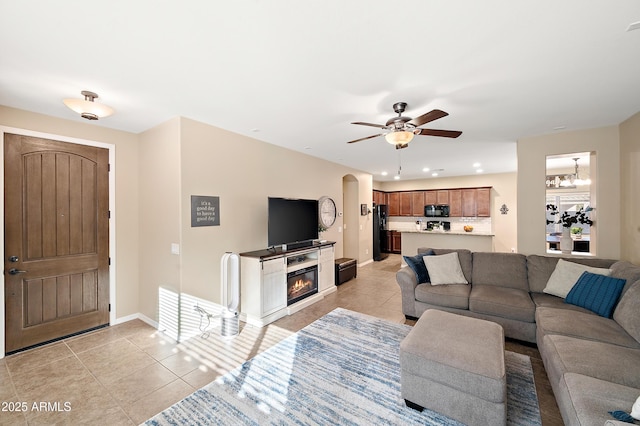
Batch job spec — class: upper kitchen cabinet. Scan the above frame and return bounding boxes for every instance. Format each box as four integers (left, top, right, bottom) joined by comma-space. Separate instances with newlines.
448, 190, 462, 217
476, 187, 491, 217
424, 190, 437, 205
373, 190, 386, 206
411, 191, 425, 216
461, 188, 478, 217
378, 187, 491, 217
436, 190, 449, 205
387, 192, 400, 216
399, 192, 413, 216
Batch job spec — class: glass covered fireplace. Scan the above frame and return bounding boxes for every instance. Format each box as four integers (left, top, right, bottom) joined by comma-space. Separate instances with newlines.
287, 265, 318, 306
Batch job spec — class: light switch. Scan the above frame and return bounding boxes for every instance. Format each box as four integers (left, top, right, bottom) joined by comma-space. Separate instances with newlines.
171, 243, 180, 255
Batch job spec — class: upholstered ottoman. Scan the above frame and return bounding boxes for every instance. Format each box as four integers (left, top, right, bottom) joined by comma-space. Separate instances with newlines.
400, 309, 507, 426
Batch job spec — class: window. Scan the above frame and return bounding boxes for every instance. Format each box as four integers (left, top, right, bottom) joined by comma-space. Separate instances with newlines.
545, 152, 594, 255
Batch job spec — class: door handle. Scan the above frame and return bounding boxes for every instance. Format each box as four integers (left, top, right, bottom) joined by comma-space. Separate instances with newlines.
8, 268, 28, 275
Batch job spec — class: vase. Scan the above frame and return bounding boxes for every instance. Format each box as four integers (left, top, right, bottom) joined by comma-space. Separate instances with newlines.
560, 228, 573, 254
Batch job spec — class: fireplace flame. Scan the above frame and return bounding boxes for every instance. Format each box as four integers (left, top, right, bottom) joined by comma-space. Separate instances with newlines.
289, 279, 312, 296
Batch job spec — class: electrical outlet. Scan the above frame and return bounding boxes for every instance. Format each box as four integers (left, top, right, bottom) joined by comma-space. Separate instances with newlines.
365, 249, 369, 255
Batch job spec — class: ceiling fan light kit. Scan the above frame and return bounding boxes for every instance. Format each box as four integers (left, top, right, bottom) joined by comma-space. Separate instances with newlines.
385, 130, 414, 145
63, 90, 114, 120
347, 102, 462, 147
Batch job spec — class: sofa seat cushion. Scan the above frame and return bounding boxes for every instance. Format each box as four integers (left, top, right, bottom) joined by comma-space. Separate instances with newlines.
415, 283, 470, 309
556, 373, 640, 426
536, 306, 640, 349
469, 285, 535, 323
542, 334, 640, 389
530, 292, 592, 313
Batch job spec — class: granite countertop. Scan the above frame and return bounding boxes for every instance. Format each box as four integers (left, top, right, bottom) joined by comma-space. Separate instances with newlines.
395, 229, 495, 236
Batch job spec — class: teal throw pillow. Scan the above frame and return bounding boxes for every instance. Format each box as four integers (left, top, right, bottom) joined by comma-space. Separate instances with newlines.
565, 271, 626, 318
403, 250, 435, 284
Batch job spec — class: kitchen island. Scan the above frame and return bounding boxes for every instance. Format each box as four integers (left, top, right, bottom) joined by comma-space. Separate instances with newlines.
401, 230, 495, 260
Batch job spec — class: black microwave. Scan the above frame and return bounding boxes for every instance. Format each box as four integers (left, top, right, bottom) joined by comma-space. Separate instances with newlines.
424, 204, 449, 217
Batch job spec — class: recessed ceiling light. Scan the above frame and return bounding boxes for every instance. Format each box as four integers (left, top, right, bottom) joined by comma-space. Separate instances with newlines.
394, 175, 400, 180
381, 171, 388, 176
431, 172, 438, 177
627, 21, 640, 32
476, 169, 484, 173
472, 162, 481, 168
553, 126, 566, 131
422, 167, 430, 172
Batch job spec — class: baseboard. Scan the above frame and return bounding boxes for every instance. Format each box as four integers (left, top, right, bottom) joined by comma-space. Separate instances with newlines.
359, 258, 373, 267
113, 312, 159, 329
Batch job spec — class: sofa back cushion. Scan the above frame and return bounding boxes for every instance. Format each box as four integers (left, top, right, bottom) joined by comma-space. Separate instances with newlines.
419, 248, 473, 284
471, 252, 529, 291
610, 261, 640, 294
526, 255, 616, 294
613, 280, 640, 344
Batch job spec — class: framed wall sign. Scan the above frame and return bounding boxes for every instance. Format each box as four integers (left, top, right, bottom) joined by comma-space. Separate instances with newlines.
191, 195, 220, 227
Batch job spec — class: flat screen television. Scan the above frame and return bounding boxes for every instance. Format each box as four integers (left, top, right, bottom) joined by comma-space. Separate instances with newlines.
268, 197, 319, 247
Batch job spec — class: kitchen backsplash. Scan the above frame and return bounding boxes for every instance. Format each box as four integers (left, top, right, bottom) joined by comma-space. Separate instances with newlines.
388, 216, 493, 233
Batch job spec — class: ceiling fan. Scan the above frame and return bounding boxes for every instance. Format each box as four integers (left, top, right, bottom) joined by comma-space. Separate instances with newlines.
347, 102, 462, 149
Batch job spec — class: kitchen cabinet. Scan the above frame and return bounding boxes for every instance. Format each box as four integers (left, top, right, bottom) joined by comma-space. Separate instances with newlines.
424, 190, 437, 205
477, 188, 491, 217
390, 231, 402, 254
411, 191, 425, 216
387, 192, 400, 216
436, 190, 449, 205
373, 190, 386, 206
384, 187, 491, 217
385, 232, 393, 253
461, 189, 477, 217
448, 190, 462, 217
399, 192, 413, 216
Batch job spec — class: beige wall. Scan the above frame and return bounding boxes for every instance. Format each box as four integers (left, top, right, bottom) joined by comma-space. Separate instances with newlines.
138, 118, 182, 323
0, 106, 141, 320
377, 172, 518, 253
620, 112, 640, 264
175, 118, 372, 311
517, 126, 621, 258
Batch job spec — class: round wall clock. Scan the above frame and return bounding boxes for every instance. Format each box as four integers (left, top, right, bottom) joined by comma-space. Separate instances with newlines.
318, 196, 337, 229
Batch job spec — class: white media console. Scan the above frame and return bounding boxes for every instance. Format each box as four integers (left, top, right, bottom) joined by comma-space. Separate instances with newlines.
239, 241, 336, 327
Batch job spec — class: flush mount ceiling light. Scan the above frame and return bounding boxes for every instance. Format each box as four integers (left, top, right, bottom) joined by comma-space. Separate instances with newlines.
63, 90, 114, 120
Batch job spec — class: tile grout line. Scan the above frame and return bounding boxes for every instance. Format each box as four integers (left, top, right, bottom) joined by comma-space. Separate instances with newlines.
63, 339, 137, 425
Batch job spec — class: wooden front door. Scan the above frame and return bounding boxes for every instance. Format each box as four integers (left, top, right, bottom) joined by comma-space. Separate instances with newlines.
4, 133, 110, 353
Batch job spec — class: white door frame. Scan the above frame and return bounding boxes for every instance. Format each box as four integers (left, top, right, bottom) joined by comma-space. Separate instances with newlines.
0, 126, 117, 358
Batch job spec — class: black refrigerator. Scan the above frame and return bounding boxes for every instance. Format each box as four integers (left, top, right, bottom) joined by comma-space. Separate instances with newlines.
373, 204, 389, 261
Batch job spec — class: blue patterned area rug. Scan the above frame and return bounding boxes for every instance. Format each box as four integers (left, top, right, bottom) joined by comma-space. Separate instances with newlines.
144, 308, 541, 425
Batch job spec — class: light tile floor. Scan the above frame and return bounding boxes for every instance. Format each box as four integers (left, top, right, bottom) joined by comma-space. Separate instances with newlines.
0, 254, 563, 425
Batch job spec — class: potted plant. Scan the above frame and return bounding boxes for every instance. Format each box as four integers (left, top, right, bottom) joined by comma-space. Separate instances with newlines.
546, 204, 593, 253
571, 227, 583, 239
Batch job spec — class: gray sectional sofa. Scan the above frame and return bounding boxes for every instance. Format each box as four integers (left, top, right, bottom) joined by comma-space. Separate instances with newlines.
396, 248, 640, 426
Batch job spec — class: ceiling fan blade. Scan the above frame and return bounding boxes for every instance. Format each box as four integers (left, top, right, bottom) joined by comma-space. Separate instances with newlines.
416, 128, 462, 138
351, 121, 388, 129
408, 109, 449, 127
347, 133, 384, 144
